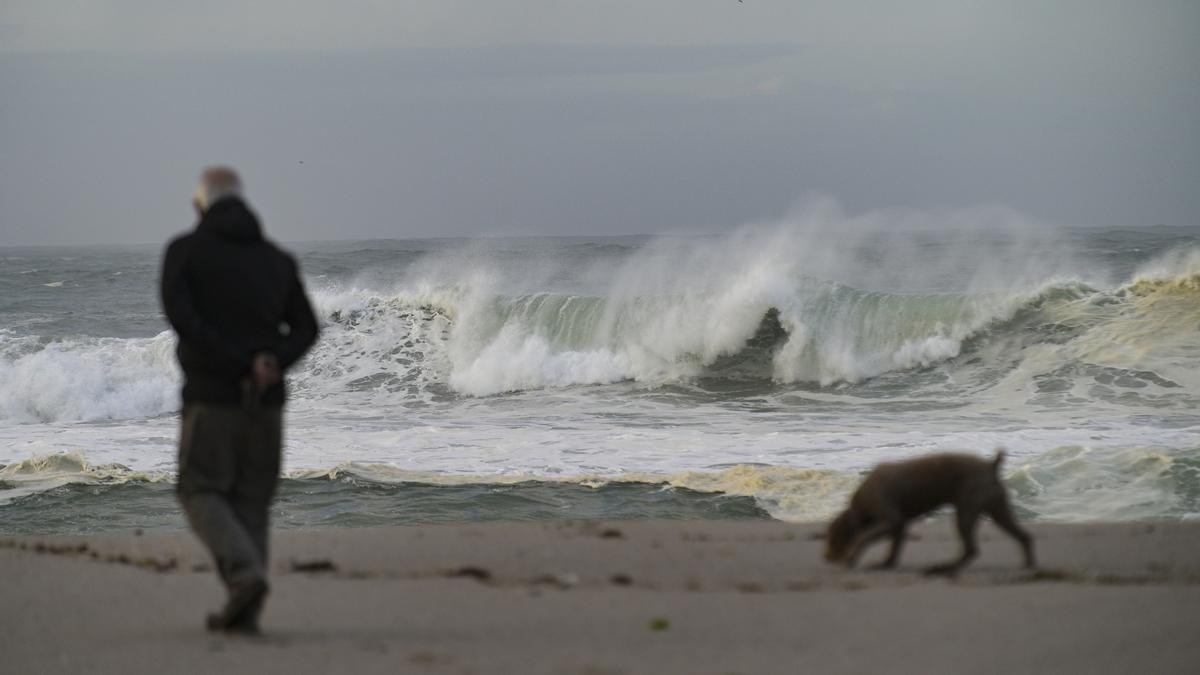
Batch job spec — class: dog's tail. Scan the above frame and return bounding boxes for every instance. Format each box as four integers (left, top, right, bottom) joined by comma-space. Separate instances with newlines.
992, 449, 1007, 474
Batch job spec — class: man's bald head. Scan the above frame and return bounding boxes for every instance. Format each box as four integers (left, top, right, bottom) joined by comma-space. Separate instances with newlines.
193, 166, 244, 214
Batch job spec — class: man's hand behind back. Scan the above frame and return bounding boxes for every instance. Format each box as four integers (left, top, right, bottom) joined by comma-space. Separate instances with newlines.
252, 352, 281, 393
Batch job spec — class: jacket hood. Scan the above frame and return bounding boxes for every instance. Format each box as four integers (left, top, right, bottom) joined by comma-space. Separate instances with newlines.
197, 197, 263, 242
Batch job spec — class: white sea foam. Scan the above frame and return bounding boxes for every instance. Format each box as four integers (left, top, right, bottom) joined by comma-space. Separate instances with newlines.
0, 332, 179, 424
1007, 445, 1200, 521
3, 445, 1194, 522
0, 451, 171, 506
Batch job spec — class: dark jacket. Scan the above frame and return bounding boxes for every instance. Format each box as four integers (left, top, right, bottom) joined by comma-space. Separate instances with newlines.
160, 197, 319, 406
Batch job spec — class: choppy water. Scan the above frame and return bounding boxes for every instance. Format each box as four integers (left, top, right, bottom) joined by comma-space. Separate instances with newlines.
2, 211, 1198, 534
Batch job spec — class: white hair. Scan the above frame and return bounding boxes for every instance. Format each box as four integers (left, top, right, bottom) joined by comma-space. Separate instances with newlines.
192, 167, 243, 212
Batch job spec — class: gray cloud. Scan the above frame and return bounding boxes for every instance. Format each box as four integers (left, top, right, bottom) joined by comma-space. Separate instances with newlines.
0, 2, 1197, 246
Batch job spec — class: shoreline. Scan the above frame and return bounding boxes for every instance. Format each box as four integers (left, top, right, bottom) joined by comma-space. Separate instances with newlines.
3, 520, 1199, 674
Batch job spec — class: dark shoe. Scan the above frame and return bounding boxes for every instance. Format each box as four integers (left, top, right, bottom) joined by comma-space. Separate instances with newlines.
222, 617, 262, 636
205, 579, 268, 632
206, 611, 261, 635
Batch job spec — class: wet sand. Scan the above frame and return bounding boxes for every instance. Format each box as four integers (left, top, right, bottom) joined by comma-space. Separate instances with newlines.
2, 520, 1198, 674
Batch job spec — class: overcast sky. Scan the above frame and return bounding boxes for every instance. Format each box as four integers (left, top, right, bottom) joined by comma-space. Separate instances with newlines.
1, 1, 1197, 246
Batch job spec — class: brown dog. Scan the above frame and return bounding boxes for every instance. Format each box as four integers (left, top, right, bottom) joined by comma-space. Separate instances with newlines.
824, 451, 1035, 575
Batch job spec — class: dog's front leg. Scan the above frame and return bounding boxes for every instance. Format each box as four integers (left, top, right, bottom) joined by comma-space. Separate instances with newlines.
870, 525, 907, 569
843, 521, 893, 569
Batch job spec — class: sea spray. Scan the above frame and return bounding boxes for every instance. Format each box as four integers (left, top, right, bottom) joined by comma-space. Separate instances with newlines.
363, 211, 1089, 395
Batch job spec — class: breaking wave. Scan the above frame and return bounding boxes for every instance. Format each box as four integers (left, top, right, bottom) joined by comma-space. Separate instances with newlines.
0, 451, 172, 506
305, 280, 1076, 397
2, 238, 1198, 423
0, 331, 178, 424
296, 235, 1200, 399
302, 260, 1195, 401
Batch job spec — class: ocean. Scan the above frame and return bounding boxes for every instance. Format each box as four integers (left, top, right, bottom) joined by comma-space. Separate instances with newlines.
2, 217, 1198, 535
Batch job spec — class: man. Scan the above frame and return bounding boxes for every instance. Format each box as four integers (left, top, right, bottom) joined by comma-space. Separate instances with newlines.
160, 167, 319, 633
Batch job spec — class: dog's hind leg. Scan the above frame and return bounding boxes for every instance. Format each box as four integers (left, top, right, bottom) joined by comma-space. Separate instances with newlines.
988, 498, 1035, 568
924, 507, 981, 576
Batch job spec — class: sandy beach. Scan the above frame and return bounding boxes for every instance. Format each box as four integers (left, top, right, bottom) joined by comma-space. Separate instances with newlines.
2, 519, 1198, 674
